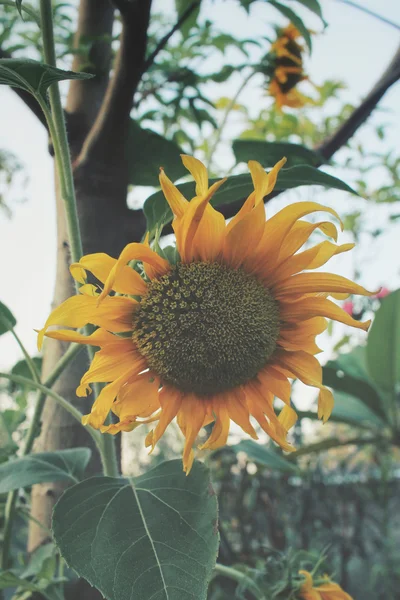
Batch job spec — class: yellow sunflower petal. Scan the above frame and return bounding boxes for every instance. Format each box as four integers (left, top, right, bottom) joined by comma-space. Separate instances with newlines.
249, 157, 287, 203
258, 365, 291, 404
227, 389, 258, 439
81, 365, 142, 430
76, 342, 145, 397
39, 327, 117, 347
70, 253, 147, 296
249, 202, 342, 276
98, 243, 170, 303
151, 385, 183, 447
278, 405, 298, 431
279, 220, 339, 262
159, 168, 188, 217
223, 200, 265, 268
37, 295, 137, 350
317, 387, 334, 422
100, 412, 160, 435
269, 242, 354, 285
190, 204, 226, 262
279, 297, 371, 331
275, 272, 375, 298
181, 154, 209, 196
179, 178, 226, 262
177, 394, 207, 473
200, 398, 230, 450
112, 371, 160, 420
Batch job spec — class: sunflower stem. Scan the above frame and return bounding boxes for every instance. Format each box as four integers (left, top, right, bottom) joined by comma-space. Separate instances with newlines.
38, 0, 120, 479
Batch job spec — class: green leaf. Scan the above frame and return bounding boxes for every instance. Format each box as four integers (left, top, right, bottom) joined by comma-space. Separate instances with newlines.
367, 289, 400, 396
175, 0, 201, 38
128, 120, 186, 186
299, 391, 385, 429
232, 440, 300, 473
52, 460, 219, 600
0, 300, 16, 335
143, 165, 358, 234
268, 0, 313, 51
0, 58, 94, 98
233, 139, 322, 168
0, 448, 91, 493
289, 0, 326, 24
323, 346, 387, 421
8, 356, 42, 392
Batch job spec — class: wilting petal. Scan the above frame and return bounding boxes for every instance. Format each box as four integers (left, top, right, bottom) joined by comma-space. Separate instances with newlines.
258, 365, 291, 404
275, 272, 375, 298
279, 297, 371, 331
226, 388, 258, 439
268, 242, 354, 285
200, 397, 230, 450
278, 220, 339, 262
150, 385, 183, 447
40, 327, 117, 347
76, 342, 145, 397
177, 394, 207, 474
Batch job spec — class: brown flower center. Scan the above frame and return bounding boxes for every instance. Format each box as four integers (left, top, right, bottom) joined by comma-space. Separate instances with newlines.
132, 262, 280, 396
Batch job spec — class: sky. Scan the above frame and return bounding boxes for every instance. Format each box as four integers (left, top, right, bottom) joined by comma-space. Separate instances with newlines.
0, 0, 399, 380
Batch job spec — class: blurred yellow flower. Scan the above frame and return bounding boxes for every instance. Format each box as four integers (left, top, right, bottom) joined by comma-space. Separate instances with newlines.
38, 155, 372, 473
298, 570, 353, 600
269, 24, 312, 109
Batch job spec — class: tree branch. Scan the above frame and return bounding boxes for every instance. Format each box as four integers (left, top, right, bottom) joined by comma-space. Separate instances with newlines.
142, 0, 200, 74
0, 47, 47, 128
76, 0, 152, 166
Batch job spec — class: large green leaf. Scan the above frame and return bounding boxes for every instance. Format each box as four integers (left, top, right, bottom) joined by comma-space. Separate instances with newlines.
0, 300, 16, 335
175, 0, 201, 38
323, 346, 387, 421
144, 165, 358, 234
367, 289, 400, 396
52, 460, 219, 600
233, 139, 322, 168
127, 120, 186, 186
0, 58, 93, 98
268, 0, 312, 51
232, 440, 300, 473
289, 0, 326, 23
299, 391, 386, 429
0, 448, 91, 493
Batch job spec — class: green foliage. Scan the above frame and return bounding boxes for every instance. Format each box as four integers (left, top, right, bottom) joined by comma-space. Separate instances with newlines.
233, 139, 322, 167
0, 448, 91, 493
323, 346, 387, 422
8, 356, 42, 392
367, 290, 400, 421
232, 440, 300, 473
127, 120, 186, 186
268, 0, 312, 50
52, 460, 219, 600
175, 0, 201, 39
0, 58, 93, 99
144, 165, 358, 234
0, 299, 16, 335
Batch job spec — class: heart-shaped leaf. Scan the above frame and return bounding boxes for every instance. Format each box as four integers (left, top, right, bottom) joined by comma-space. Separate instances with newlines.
0, 448, 91, 493
53, 460, 218, 600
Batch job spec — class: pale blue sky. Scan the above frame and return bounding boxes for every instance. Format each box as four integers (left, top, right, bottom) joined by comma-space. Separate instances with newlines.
0, 0, 399, 374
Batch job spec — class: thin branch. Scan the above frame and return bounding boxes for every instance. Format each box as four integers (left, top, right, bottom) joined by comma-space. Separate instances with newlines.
0, 47, 48, 127
142, 0, 201, 74
77, 0, 152, 166
335, 0, 400, 31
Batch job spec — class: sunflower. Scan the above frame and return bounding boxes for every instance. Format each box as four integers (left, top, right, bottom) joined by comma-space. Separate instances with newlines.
268, 24, 311, 109
37, 155, 373, 473
298, 570, 353, 600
